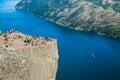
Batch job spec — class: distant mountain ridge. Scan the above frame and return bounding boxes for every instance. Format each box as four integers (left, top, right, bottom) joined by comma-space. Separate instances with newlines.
16, 0, 120, 39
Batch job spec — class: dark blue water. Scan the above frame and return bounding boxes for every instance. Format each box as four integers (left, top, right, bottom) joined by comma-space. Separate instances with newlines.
1, 0, 120, 80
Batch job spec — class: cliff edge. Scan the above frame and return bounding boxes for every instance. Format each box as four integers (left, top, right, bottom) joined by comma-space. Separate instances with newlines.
0, 30, 58, 80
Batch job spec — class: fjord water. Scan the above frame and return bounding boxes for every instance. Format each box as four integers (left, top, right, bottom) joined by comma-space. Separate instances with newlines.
1, 0, 120, 80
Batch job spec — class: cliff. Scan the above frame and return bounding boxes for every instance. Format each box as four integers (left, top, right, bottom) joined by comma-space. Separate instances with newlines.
0, 30, 58, 80
16, 0, 120, 39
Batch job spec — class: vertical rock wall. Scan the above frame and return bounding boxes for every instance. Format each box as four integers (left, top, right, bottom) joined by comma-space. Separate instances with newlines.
0, 40, 58, 80
14, 40, 58, 80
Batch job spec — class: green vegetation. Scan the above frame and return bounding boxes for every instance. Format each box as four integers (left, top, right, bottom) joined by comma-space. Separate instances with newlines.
16, 0, 120, 39
104, 3, 114, 10
113, 3, 120, 12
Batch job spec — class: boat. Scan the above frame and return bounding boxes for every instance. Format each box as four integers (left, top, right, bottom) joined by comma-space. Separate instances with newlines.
91, 53, 96, 58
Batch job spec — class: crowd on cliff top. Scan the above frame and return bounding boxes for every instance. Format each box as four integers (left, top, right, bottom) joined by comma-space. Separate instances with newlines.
0, 29, 53, 48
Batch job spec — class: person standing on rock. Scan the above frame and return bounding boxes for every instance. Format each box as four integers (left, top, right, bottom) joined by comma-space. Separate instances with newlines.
4, 33, 8, 38
4, 33, 8, 43
30, 38, 34, 46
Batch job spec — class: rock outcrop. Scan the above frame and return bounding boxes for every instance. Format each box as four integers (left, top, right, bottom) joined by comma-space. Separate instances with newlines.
16, 0, 120, 39
0, 30, 58, 80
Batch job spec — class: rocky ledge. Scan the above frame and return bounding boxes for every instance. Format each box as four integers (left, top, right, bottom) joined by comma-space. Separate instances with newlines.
0, 30, 58, 80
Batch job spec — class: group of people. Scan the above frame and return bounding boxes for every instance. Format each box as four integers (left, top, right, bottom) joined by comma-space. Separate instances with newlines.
0, 29, 53, 48
6, 29, 37, 46
24, 36, 36, 46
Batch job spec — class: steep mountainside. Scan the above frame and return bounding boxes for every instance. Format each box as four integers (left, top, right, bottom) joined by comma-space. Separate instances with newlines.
16, 0, 120, 38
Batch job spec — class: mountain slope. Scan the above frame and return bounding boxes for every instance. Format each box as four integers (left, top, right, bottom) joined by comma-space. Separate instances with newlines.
16, 0, 120, 38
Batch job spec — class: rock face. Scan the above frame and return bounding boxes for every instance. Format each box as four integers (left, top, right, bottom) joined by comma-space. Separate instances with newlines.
13, 41, 58, 80
0, 49, 30, 80
0, 30, 58, 80
16, 0, 120, 39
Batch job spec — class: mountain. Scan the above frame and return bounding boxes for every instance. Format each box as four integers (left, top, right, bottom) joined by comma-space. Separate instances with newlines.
16, 0, 120, 39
